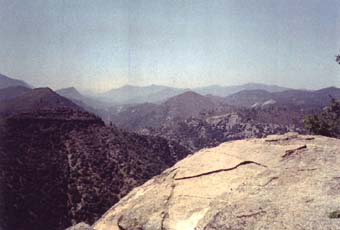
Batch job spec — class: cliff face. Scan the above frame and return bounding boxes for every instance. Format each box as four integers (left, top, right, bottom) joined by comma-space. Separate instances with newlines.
0, 115, 97, 230
92, 133, 340, 230
0, 110, 190, 230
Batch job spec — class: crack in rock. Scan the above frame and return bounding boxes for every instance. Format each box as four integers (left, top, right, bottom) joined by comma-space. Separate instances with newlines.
236, 210, 267, 218
282, 145, 307, 158
174, 161, 267, 180
298, 168, 318, 172
160, 172, 177, 230
117, 215, 127, 230
178, 194, 215, 200
261, 176, 279, 187
265, 133, 299, 142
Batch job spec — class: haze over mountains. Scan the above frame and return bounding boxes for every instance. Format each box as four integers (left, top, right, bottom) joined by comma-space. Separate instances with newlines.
1, 72, 340, 151
3, 73, 337, 109
225, 87, 340, 109
95, 82, 291, 105
99, 84, 188, 105
1, 73, 340, 230
106, 90, 309, 151
1, 73, 340, 152
194, 83, 290, 97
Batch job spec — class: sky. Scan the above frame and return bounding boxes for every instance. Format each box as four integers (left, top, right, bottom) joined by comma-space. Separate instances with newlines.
0, 0, 339, 92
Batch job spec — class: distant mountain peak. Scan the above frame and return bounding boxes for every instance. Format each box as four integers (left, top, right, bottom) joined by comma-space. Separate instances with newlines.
0, 87, 89, 117
97, 83, 293, 105
164, 91, 207, 104
0, 73, 11, 79
101, 84, 186, 105
120, 84, 136, 89
173, 90, 202, 98
162, 91, 220, 119
315, 86, 339, 93
27, 87, 55, 97
118, 84, 167, 90
0, 73, 32, 89
34, 87, 53, 92
56, 86, 79, 92
56, 87, 83, 100
63, 86, 77, 91
194, 82, 290, 97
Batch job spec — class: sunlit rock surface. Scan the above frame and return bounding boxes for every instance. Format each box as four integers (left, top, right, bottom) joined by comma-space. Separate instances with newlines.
92, 133, 340, 230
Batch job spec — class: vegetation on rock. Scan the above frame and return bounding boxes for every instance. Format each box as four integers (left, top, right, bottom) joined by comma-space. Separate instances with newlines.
304, 98, 340, 138
329, 210, 340, 219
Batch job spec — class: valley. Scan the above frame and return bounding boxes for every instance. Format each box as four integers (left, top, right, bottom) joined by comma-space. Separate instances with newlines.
0, 73, 339, 230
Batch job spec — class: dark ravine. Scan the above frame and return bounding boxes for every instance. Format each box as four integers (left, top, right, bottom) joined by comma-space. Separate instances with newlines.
0, 89, 191, 230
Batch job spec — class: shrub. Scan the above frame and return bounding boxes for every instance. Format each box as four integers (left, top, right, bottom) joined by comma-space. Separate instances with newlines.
329, 210, 340, 219
304, 98, 340, 138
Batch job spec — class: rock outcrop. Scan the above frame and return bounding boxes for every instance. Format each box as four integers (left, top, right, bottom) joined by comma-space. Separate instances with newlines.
66, 222, 93, 230
92, 133, 340, 230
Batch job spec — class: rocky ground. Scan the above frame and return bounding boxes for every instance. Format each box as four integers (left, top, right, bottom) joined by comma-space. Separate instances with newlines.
73, 133, 340, 230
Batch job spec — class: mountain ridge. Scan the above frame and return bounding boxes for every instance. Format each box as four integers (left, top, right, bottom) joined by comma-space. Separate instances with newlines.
107, 90, 307, 151
0, 73, 32, 89
224, 87, 340, 108
0, 86, 31, 102
194, 82, 290, 97
0, 87, 191, 230
97, 82, 292, 105
56, 87, 84, 101
0, 87, 85, 117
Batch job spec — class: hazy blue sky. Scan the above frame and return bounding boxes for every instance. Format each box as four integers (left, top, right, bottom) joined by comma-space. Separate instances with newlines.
0, 0, 339, 91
